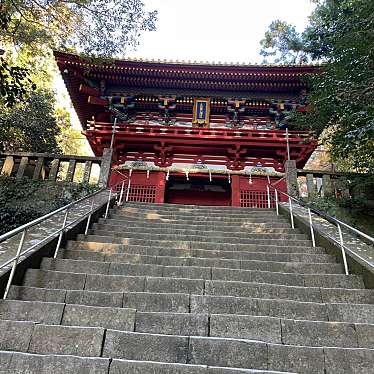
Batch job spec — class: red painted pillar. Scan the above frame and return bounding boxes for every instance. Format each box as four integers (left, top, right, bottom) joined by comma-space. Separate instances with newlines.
231, 175, 240, 207
155, 171, 166, 204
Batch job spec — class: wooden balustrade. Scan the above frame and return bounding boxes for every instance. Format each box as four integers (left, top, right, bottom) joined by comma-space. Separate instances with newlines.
0, 152, 105, 185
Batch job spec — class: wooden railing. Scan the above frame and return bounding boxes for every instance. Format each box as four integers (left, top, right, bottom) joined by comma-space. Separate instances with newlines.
0, 152, 103, 184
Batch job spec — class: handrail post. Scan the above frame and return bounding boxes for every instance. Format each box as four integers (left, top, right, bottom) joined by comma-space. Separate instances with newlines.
3, 229, 27, 299
308, 208, 316, 247
54, 208, 70, 258
125, 174, 132, 202
288, 196, 295, 229
267, 185, 271, 209
337, 223, 349, 275
118, 181, 125, 206
104, 189, 112, 220
85, 195, 95, 236
275, 189, 279, 216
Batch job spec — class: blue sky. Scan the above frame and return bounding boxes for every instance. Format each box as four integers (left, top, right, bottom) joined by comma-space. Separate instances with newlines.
127, 0, 316, 63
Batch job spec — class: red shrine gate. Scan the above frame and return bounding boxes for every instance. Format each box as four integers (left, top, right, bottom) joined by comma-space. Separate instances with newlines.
55, 52, 318, 207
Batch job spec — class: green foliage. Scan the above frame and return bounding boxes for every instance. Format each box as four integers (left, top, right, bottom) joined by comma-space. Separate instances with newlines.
0, 176, 98, 235
260, 0, 374, 172
0, 56, 36, 107
0, 90, 61, 153
0, 0, 157, 57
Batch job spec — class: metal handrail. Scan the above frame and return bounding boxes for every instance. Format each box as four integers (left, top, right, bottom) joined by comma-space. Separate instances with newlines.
268, 184, 374, 275
0, 182, 123, 299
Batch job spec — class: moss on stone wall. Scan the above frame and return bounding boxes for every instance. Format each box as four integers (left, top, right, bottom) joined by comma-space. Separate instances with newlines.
0, 176, 99, 235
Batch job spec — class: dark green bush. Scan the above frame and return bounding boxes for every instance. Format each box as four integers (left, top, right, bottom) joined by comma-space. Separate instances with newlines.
0, 176, 98, 235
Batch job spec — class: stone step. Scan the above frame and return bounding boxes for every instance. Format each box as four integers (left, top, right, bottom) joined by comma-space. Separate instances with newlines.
0, 351, 295, 374
95, 221, 300, 235
90, 228, 308, 242
61, 247, 337, 264
21, 269, 362, 303
41, 258, 360, 288
112, 212, 289, 224
121, 202, 273, 212
76, 234, 314, 248
0, 351, 110, 373
100, 217, 293, 230
115, 208, 278, 218
66, 241, 328, 254
1, 299, 372, 348
8, 286, 374, 323
1, 320, 374, 373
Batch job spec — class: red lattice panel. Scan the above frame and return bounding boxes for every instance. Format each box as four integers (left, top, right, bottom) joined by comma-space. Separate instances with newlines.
240, 190, 275, 208
125, 185, 156, 203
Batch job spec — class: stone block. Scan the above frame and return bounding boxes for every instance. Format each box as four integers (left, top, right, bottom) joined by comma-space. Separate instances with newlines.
62, 249, 106, 262
210, 314, 281, 343
0, 300, 64, 325
281, 319, 358, 347
190, 295, 257, 315
7, 286, 66, 303
107, 252, 159, 264
62, 304, 135, 331
0, 320, 35, 352
28, 324, 104, 356
41, 258, 109, 275
109, 262, 163, 277
188, 336, 268, 369
65, 290, 123, 308
189, 258, 241, 269
321, 288, 374, 304
257, 298, 328, 321
355, 324, 374, 348
136, 312, 208, 336
327, 303, 374, 323
157, 256, 191, 266
103, 330, 188, 363
23, 269, 86, 290
84, 274, 145, 292
8, 352, 110, 373
163, 266, 211, 280
205, 280, 322, 302
208, 368, 294, 374
268, 344, 325, 373
324, 347, 374, 374
123, 292, 189, 312
0, 350, 12, 370
303, 274, 364, 289
211, 268, 302, 287
145, 276, 204, 294
110, 359, 207, 373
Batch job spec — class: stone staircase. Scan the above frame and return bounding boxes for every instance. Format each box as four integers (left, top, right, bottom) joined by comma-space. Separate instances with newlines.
1, 202, 374, 373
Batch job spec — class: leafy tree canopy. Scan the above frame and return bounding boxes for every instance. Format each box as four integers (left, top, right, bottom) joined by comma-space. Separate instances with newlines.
260, 0, 374, 172
0, 90, 61, 153
0, 0, 157, 57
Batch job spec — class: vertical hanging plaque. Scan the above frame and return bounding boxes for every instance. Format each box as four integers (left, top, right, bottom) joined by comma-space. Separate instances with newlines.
192, 98, 211, 127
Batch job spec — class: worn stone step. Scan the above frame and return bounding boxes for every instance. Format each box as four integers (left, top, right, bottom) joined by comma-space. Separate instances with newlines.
76, 234, 314, 248
21, 268, 358, 303
41, 258, 358, 288
66, 241, 327, 254
0, 351, 110, 373
0, 320, 104, 357
100, 217, 293, 230
61, 245, 335, 264
112, 213, 289, 224
9, 286, 374, 323
109, 359, 295, 373
90, 228, 308, 242
114, 208, 278, 219
120, 203, 273, 212
94, 222, 299, 235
